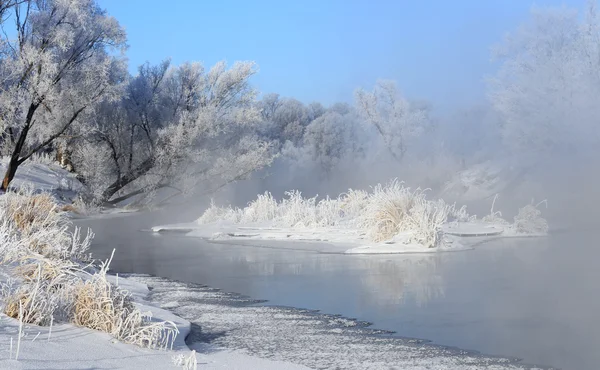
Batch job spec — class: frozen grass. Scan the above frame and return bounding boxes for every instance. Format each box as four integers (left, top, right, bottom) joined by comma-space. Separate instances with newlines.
198, 179, 458, 248
0, 189, 179, 350
195, 179, 550, 250
0, 186, 92, 261
172, 350, 198, 370
481, 194, 511, 225
72, 252, 179, 349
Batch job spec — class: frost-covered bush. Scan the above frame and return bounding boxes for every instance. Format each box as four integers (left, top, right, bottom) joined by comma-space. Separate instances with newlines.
513, 203, 549, 234
2, 258, 78, 325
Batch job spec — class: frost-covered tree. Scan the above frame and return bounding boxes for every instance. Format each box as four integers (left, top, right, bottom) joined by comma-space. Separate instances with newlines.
307, 102, 326, 121
355, 80, 430, 161
260, 97, 311, 144
0, 0, 126, 190
441, 104, 503, 166
488, 1, 600, 159
302, 110, 364, 173
258, 93, 281, 121
75, 60, 275, 204
0, 0, 25, 21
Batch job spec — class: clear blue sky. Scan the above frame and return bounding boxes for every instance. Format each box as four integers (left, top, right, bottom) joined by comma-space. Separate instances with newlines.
98, 0, 584, 111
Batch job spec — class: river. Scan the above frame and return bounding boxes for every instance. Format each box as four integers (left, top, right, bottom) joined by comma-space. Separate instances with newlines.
79, 211, 598, 370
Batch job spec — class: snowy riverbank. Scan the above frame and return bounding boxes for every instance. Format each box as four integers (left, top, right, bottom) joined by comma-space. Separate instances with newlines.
0, 268, 310, 370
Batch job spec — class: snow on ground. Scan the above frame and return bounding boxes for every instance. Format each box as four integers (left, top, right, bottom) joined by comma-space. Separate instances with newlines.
126, 274, 556, 370
0, 270, 310, 370
0, 157, 83, 205
0, 158, 149, 216
151, 220, 545, 255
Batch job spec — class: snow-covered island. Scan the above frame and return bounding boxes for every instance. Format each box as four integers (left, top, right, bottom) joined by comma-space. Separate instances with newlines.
152, 180, 549, 254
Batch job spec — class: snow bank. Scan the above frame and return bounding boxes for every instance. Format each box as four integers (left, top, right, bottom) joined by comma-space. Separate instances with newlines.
0, 157, 84, 206
0, 273, 309, 370
152, 180, 549, 254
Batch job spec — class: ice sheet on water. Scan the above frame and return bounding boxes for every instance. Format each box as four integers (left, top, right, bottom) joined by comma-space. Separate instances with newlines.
126, 274, 557, 370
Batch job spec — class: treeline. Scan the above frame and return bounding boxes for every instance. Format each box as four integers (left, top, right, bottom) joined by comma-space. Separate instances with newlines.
1, 0, 599, 206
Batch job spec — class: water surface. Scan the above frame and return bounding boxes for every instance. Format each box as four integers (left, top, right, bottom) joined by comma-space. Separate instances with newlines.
80, 213, 597, 370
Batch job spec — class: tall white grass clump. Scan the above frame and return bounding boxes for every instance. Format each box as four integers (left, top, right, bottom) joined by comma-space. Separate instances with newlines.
402, 199, 451, 248
197, 200, 242, 224
240, 191, 278, 223
71, 252, 179, 349
172, 350, 197, 370
358, 180, 449, 244
2, 260, 77, 325
0, 188, 92, 262
339, 189, 369, 223
196, 179, 454, 248
448, 204, 476, 223
481, 194, 510, 225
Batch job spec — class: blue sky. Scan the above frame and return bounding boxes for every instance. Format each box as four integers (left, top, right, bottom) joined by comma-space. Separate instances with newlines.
98, 0, 585, 111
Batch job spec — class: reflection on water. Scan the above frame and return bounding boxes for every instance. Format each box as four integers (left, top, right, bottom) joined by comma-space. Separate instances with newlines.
358, 256, 444, 309
80, 214, 598, 370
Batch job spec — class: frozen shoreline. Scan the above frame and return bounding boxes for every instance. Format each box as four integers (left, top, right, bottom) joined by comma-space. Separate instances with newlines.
125, 273, 556, 370
0, 270, 310, 370
150, 220, 547, 255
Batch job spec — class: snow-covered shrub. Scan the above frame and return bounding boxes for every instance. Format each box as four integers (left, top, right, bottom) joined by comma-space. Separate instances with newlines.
315, 196, 343, 227
513, 202, 549, 234
277, 190, 317, 227
194, 179, 457, 248
70, 196, 102, 216
198, 179, 451, 246
3, 189, 59, 234
28, 153, 58, 166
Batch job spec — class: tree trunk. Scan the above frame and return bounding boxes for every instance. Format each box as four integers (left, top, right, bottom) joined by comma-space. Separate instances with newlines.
0, 102, 38, 191
1, 156, 18, 191
101, 157, 155, 202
